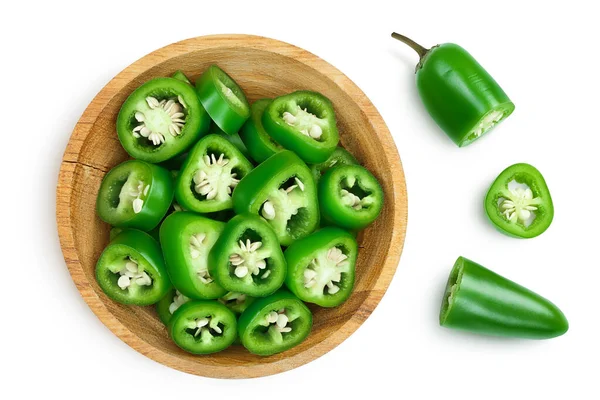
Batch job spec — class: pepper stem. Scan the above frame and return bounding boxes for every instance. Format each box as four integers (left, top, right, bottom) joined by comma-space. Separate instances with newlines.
391, 32, 429, 59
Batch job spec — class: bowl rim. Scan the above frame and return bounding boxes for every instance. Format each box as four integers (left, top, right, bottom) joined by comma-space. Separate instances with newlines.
56, 34, 408, 379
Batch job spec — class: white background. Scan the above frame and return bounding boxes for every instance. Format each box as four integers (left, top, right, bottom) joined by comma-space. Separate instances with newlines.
2, 1, 599, 399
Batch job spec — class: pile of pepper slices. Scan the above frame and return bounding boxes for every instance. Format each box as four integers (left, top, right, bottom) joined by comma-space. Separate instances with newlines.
95, 65, 384, 355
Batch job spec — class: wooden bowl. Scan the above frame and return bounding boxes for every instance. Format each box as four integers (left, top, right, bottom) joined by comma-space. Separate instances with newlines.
56, 34, 407, 378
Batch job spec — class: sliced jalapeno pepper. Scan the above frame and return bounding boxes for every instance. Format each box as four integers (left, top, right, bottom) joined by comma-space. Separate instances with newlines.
392, 33, 515, 147
208, 214, 286, 297
262, 91, 339, 163
171, 70, 192, 85
238, 290, 312, 356
169, 301, 237, 354
117, 77, 210, 163
440, 257, 568, 339
156, 288, 190, 325
175, 134, 253, 213
319, 165, 383, 230
310, 147, 358, 183
96, 160, 174, 231
160, 212, 228, 299
208, 120, 253, 162
232, 150, 319, 246
485, 163, 553, 238
239, 99, 283, 163
109, 227, 123, 241
218, 291, 256, 315
284, 227, 357, 307
195, 65, 250, 135
96, 230, 170, 306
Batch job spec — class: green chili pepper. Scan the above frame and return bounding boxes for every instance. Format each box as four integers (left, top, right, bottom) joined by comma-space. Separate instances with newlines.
262, 91, 339, 163
319, 165, 383, 230
160, 212, 228, 300
96, 160, 174, 231
208, 120, 253, 162
311, 147, 358, 183
440, 257, 568, 339
485, 163, 553, 238
171, 70, 192, 86
158, 152, 189, 171
232, 150, 319, 246
285, 227, 357, 307
195, 65, 250, 135
169, 301, 237, 354
96, 230, 170, 306
238, 290, 312, 356
208, 214, 286, 297
239, 99, 283, 163
175, 134, 253, 213
117, 77, 211, 163
109, 227, 123, 241
392, 33, 515, 147
156, 287, 190, 325
218, 291, 256, 315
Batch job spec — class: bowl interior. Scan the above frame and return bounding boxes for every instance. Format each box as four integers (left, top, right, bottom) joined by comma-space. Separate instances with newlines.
60, 36, 405, 378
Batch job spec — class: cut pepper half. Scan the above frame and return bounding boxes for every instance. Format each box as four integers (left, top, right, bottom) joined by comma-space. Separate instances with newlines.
238, 290, 312, 356
96, 230, 170, 306
175, 134, 253, 213
392, 33, 515, 147
169, 301, 237, 354
96, 160, 174, 231
117, 77, 210, 162
262, 91, 339, 164
485, 163, 553, 238
208, 214, 286, 297
318, 164, 383, 230
232, 150, 319, 246
195, 65, 250, 135
284, 227, 357, 307
440, 257, 568, 339
239, 99, 283, 163
160, 212, 228, 300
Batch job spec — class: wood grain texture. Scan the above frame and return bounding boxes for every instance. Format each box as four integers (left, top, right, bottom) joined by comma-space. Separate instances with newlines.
56, 34, 408, 378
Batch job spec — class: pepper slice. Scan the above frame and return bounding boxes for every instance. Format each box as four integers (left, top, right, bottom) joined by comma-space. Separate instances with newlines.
156, 288, 190, 325
117, 77, 210, 163
208, 120, 253, 162
171, 70, 192, 86
96, 229, 170, 306
218, 291, 256, 315
319, 165, 383, 230
208, 214, 286, 297
284, 227, 357, 307
310, 147, 358, 183
262, 91, 339, 163
239, 99, 283, 163
440, 257, 568, 339
160, 212, 228, 299
195, 65, 250, 135
175, 134, 253, 213
485, 163, 553, 238
238, 290, 312, 356
97, 160, 174, 231
232, 150, 319, 246
392, 33, 515, 147
169, 301, 237, 354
